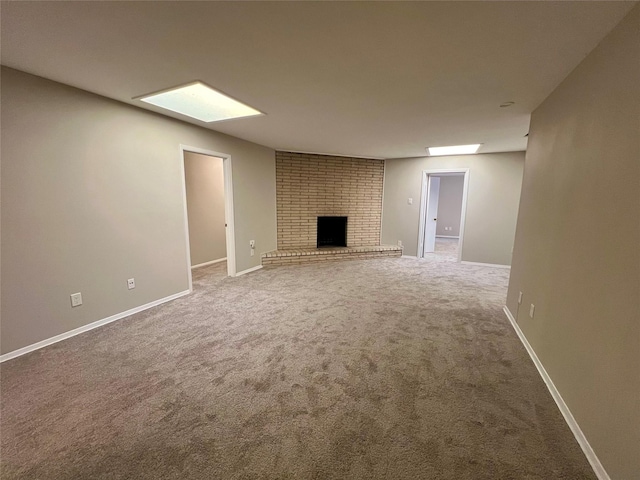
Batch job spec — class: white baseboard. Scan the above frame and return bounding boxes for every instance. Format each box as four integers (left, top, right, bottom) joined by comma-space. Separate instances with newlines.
461, 260, 511, 269
436, 235, 460, 239
191, 257, 226, 269
401, 255, 418, 259
503, 306, 610, 480
0, 290, 191, 363
235, 264, 263, 277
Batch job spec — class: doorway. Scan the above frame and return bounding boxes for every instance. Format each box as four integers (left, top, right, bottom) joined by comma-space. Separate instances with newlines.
180, 145, 236, 291
418, 169, 469, 262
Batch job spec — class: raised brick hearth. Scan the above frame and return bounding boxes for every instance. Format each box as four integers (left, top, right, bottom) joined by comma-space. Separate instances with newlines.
262, 245, 402, 267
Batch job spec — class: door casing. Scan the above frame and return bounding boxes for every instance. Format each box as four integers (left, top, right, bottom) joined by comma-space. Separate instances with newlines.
179, 145, 236, 292
417, 168, 469, 262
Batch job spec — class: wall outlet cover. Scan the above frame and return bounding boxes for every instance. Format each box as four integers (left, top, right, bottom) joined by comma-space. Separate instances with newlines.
70, 292, 82, 307
128, 278, 135, 290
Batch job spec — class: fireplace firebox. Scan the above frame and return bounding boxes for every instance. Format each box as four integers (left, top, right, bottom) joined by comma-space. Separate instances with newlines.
317, 216, 347, 248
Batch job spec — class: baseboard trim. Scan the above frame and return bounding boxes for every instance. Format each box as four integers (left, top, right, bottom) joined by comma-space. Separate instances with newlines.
0, 290, 191, 363
401, 255, 418, 259
503, 306, 610, 480
435, 235, 460, 239
191, 257, 226, 269
235, 265, 263, 277
461, 260, 511, 269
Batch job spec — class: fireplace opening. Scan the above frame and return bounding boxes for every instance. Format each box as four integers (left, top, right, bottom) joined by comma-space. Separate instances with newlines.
317, 216, 347, 248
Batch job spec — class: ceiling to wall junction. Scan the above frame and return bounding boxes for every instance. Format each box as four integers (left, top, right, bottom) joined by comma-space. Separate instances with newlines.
1, 1, 634, 159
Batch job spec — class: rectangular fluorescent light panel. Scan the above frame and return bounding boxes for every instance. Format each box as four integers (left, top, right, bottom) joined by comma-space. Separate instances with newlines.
139, 82, 262, 122
428, 144, 481, 156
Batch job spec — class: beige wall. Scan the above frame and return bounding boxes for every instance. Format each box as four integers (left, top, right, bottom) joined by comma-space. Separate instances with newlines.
506, 6, 639, 479
435, 175, 464, 237
382, 152, 524, 265
0, 67, 277, 355
184, 152, 226, 266
276, 152, 384, 249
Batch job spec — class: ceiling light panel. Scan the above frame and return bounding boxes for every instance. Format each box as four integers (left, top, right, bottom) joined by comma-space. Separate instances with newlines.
428, 144, 481, 156
139, 82, 262, 122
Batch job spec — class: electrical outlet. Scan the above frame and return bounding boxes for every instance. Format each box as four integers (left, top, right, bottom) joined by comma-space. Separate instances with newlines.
518, 291, 523, 304
249, 240, 255, 248
398, 240, 403, 247
128, 278, 135, 290
529, 304, 535, 318
250, 249, 255, 256
70, 292, 82, 307
407, 198, 413, 205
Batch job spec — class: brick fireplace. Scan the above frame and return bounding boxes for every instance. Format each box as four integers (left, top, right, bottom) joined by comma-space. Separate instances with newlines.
263, 151, 402, 266
275, 151, 384, 249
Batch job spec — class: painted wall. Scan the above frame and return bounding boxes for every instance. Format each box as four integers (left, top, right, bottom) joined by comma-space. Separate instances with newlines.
1, 67, 277, 355
184, 152, 226, 266
506, 6, 639, 479
382, 152, 524, 265
435, 175, 464, 237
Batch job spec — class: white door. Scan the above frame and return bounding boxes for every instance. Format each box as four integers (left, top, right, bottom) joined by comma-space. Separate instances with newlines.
423, 176, 440, 254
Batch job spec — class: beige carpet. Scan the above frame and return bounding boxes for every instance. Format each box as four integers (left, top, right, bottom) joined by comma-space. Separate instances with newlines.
1, 245, 596, 479
434, 237, 459, 256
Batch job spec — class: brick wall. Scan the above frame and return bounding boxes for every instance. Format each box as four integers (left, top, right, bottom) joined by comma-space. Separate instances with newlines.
276, 151, 384, 249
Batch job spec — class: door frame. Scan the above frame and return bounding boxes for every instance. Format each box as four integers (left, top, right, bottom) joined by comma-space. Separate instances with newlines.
417, 168, 469, 262
179, 145, 236, 292
423, 175, 441, 254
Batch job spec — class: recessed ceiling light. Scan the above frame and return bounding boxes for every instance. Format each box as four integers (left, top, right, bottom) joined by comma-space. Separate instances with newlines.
137, 81, 263, 122
427, 144, 481, 156
500, 101, 515, 108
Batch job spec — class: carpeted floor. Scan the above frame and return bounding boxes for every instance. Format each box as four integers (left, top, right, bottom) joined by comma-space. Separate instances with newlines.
434, 237, 459, 256
1, 242, 596, 479
427, 237, 460, 263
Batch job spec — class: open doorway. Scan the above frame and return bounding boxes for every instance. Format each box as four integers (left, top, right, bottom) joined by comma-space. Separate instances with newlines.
418, 169, 469, 262
180, 146, 236, 290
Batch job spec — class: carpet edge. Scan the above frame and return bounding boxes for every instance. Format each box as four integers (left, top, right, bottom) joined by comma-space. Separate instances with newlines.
0, 289, 191, 363
502, 306, 610, 480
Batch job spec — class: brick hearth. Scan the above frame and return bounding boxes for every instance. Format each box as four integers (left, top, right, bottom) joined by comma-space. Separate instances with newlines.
262, 245, 402, 267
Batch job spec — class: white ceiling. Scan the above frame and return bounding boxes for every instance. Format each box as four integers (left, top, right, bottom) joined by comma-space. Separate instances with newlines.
1, 1, 635, 159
